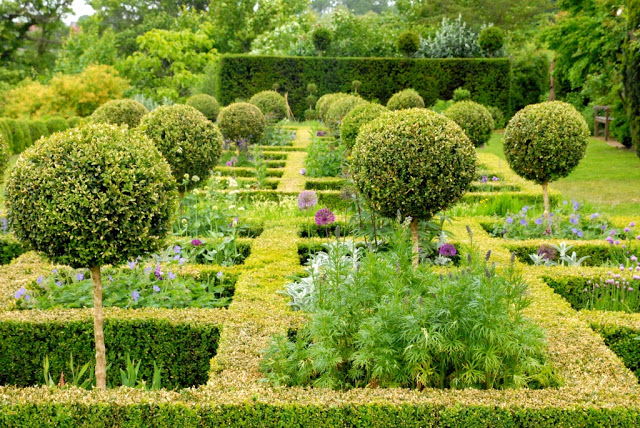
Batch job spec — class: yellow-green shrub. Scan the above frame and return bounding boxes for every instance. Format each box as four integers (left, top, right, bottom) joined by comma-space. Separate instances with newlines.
91, 99, 149, 128
444, 101, 494, 147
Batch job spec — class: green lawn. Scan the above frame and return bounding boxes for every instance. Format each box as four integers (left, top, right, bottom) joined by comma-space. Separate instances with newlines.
479, 134, 640, 216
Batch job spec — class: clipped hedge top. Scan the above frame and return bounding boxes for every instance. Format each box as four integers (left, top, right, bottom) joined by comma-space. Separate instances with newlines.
90, 99, 149, 128
249, 90, 287, 121
217, 102, 267, 144
186, 94, 220, 122
386, 88, 425, 110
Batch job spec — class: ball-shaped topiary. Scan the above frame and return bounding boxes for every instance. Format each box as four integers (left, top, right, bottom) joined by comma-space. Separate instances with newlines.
141, 104, 223, 191
249, 90, 287, 121
340, 102, 388, 150
91, 99, 149, 128
185, 94, 221, 122
397, 31, 420, 57
325, 95, 367, 131
444, 101, 494, 147
387, 89, 425, 110
316, 93, 348, 122
5, 123, 177, 389
479, 26, 505, 57
312, 27, 332, 55
352, 108, 476, 264
452, 87, 471, 102
217, 102, 267, 147
503, 101, 590, 217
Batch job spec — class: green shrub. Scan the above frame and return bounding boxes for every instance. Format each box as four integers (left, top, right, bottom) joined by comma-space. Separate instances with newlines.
5, 119, 27, 154
452, 87, 471, 101
479, 26, 505, 56
91, 99, 149, 128
316, 93, 348, 122
352, 108, 475, 260
0, 133, 11, 178
0, 318, 220, 389
486, 105, 505, 128
387, 89, 425, 110
249, 90, 287, 121
16, 119, 32, 149
444, 101, 494, 147
312, 27, 332, 55
66, 116, 83, 128
592, 324, 640, 380
45, 116, 68, 135
141, 104, 223, 191
28, 120, 49, 143
217, 102, 267, 146
340, 102, 388, 150
324, 95, 366, 131
185, 94, 221, 122
511, 52, 549, 113
503, 101, 589, 215
397, 31, 420, 57
304, 138, 345, 178
214, 55, 511, 119
5, 123, 177, 389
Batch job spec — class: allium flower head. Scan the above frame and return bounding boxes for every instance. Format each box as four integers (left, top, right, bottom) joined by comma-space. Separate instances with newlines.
537, 244, 557, 261
315, 208, 335, 226
300, 168, 306, 176
630, 222, 636, 227
297, 191, 318, 211
225, 161, 233, 167
439, 243, 457, 257
491, 176, 499, 181
480, 175, 488, 183
191, 239, 203, 246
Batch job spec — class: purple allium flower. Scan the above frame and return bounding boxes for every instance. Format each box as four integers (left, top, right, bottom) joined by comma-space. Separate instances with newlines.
173, 245, 181, 254
127, 261, 136, 270
225, 161, 233, 167
168, 271, 176, 280
520, 219, 527, 226
491, 176, 499, 181
154, 264, 163, 280
132, 291, 140, 302
76, 273, 84, 281
631, 255, 638, 262
630, 222, 636, 227
611, 229, 617, 236
615, 240, 620, 245
481, 175, 488, 183
37, 275, 43, 284
14, 287, 26, 299
535, 218, 543, 225
439, 243, 457, 257
506, 216, 513, 224
300, 168, 306, 176
625, 227, 630, 233
315, 208, 335, 226
191, 239, 203, 246
297, 191, 318, 211
606, 236, 614, 244
637, 235, 640, 240
153, 285, 160, 293
316, 131, 327, 137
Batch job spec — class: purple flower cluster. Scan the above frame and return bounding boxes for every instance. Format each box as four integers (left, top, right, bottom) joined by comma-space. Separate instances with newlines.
14, 286, 29, 300
191, 238, 203, 246
315, 208, 335, 226
316, 131, 327, 137
298, 191, 318, 211
438, 243, 457, 257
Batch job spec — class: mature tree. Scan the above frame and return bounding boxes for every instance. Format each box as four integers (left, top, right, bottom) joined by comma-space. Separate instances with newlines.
623, 0, 640, 156
310, 0, 392, 14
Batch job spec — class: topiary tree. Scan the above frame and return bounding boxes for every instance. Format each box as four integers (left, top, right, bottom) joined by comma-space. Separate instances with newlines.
387, 89, 425, 110
91, 99, 149, 128
352, 109, 476, 265
316, 93, 348, 122
444, 101, 494, 147
397, 31, 420, 57
452, 87, 471, 102
249, 90, 287, 121
340, 102, 388, 150
479, 26, 505, 57
503, 101, 589, 222
141, 104, 223, 194
5, 124, 177, 389
312, 27, 332, 56
217, 102, 267, 148
325, 95, 367, 132
185, 94, 221, 122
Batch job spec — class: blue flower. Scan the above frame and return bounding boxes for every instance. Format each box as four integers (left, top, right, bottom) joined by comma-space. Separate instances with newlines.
173, 245, 181, 254
145, 267, 152, 273
127, 261, 136, 270
55, 281, 62, 286
37, 275, 43, 284
216, 271, 224, 279
577, 230, 584, 238
173, 255, 180, 261
108, 275, 114, 282
132, 291, 140, 302
506, 217, 513, 224
590, 213, 599, 220
14, 287, 26, 299
520, 219, 527, 226
76, 273, 84, 281
52, 269, 58, 274
535, 218, 543, 225
178, 258, 186, 266
522, 205, 529, 213
570, 215, 579, 225
573, 200, 580, 211
168, 271, 176, 280
153, 285, 160, 293
563, 200, 568, 205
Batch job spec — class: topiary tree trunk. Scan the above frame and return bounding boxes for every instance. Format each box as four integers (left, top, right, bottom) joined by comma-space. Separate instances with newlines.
624, 0, 640, 157
90, 267, 107, 390
410, 217, 420, 267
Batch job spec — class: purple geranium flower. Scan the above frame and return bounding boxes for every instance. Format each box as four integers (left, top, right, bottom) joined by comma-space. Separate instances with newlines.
315, 208, 335, 226
173, 245, 181, 254
14, 287, 26, 299
439, 243, 457, 257
132, 291, 140, 302
76, 273, 84, 281
127, 261, 136, 270
153, 285, 160, 293
298, 191, 318, 211
37, 275, 43, 284
506, 216, 513, 224
191, 239, 203, 246
216, 271, 224, 279
154, 264, 163, 280
535, 218, 543, 226
520, 219, 527, 226
168, 271, 176, 280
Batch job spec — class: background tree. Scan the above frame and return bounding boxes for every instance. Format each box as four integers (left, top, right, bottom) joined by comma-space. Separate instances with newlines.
624, 0, 640, 156
397, 31, 420, 57
312, 27, 333, 56
478, 26, 504, 56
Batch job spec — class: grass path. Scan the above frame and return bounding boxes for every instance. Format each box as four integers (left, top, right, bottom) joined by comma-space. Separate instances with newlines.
479, 134, 640, 215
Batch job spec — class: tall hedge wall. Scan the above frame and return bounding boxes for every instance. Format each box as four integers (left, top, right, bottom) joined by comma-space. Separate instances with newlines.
214, 55, 511, 119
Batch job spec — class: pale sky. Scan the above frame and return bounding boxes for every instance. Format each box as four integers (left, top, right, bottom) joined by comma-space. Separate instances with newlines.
64, 0, 95, 24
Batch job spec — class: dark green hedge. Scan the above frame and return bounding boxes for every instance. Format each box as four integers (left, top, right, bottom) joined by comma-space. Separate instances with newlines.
0, 319, 220, 389
214, 55, 511, 119
512, 244, 632, 267
592, 324, 640, 380
0, 237, 27, 265
1, 402, 639, 427
0, 117, 74, 155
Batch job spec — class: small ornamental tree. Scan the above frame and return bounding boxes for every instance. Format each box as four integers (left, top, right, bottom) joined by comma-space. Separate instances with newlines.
444, 101, 494, 147
217, 102, 267, 147
340, 102, 388, 150
91, 99, 149, 128
312, 27, 332, 56
5, 124, 177, 390
141, 105, 223, 194
186, 94, 221, 122
387, 89, 425, 110
397, 31, 420, 57
352, 109, 476, 265
249, 90, 287, 121
479, 26, 505, 57
316, 93, 348, 122
325, 95, 367, 131
503, 101, 590, 222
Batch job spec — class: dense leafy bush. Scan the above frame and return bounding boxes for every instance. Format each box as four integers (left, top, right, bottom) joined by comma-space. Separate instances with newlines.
418, 16, 481, 58
397, 31, 420, 57
452, 87, 471, 101
217, 102, 267, 146
45, 117, 68, 134
479, 26, 505, 56
264, 236, 557, 390
28, 120, 49, 143
325, 95, 366, 131
312, 27, 332, 54
249, 90, 287, 121
215, 55, 511, 118
186, 94, 221, 122
444, 101, 494, 147
625, 0, 640, 157
91, 99, 149, 128
340, 102, 388, 150
304, 137, 345, 177
67, 116, 84, 128
386, 89, 425, 110
0, 134, 11, 177
141, 104, 223, 191
316, 93, 348, 122
486, 105, 506, 128
511, 52, 549, 113
503, 101, 589, 215
592, 325, 640, 380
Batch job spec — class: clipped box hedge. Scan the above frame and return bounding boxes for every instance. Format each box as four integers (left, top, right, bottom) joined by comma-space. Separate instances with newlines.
213, 55, 511, 119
